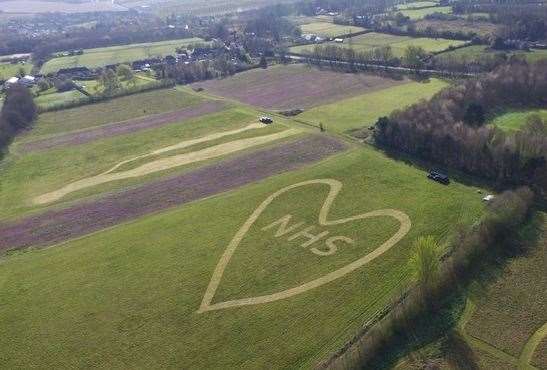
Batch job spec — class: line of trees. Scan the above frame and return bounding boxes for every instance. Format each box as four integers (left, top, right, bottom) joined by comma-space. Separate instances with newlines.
301, 42, 446, 69
0, 85, 37, 158
374, 59, 547, 194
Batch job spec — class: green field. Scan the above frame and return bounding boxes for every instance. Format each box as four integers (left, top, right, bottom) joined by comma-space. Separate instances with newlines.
1, 105, 296, 221
0, 143, 485, 368
40, 38, 203, 74
435, 45, 547, 65
76, 73, 158, 95
298, 78, 449, 133
491, 109, 547, 132
391, 211, 546, 370
396, 1, 438, 10
300, 22, 367, 38
0, 67, 488, 368
34, 89, 87, 109
291, 32, 466, 57
398, 5, 452, 19
26, 88, 203, 140
416, 18, 498, 38
463, 217, 547, 366
0, 61, 32, 79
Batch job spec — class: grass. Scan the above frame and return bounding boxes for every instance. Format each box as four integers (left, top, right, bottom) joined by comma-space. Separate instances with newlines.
24, 88, 203, 140
0, 61, 32, 79
0, 141, 485, 368
1, 105, 295, 220
34, 89, 87, 109
415, 18, 498, 38
396, 1, 439, 10
435, 45, 547, 65
298, 78, 449, 133
391, 212, 546, 369
491, 109, 547, 132
290, 32, 466, 57
398, 6, 452, 20
40, 38, 204, 74
0, 64, 488, 367
463, 213, 547, 361
300, 22, 367, 38
78, 73, 157, 95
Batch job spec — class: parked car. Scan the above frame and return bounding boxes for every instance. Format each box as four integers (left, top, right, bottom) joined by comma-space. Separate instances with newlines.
259, 116, 273, 124
427, 170, 450, 185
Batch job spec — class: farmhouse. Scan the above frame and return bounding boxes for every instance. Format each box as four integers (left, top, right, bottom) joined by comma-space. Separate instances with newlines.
20, 75, 36, 86
132, 58, 162, 70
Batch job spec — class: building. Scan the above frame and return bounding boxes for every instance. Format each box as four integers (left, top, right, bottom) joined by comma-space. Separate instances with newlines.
5, 76, 19, 85
20, 75, 36, 86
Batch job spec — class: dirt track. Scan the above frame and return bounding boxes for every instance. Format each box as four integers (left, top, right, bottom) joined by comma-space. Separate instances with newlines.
0, 135, 347, 251
21, 101, 226, 152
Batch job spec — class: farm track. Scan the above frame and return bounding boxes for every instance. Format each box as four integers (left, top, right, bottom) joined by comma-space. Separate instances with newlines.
0, 135, 347, 252
21, 101, 226, 152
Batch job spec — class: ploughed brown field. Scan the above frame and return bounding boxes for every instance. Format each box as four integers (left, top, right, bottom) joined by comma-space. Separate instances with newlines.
21, 101, 226, 152
0, 135, 346, 251
191, 64, 405, 110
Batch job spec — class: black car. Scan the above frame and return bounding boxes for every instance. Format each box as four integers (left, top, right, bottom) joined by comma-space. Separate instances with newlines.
259, 116, 273, 124
427, 170, 450, 185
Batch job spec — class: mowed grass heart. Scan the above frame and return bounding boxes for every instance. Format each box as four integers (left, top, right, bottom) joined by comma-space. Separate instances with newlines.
202, 179, 410, 312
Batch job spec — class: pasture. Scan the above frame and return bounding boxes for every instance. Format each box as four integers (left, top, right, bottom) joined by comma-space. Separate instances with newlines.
461, 213, 547, 369
290, 32, 466, 57
1, 102, 304, 221
415, 18, 498, 38
40, 38, 203, 74
298, 78, 449, 133
191, 64, 405, 110
34, 89, 87, 109
435, 45, 547, 65
491, 109, 547, 132
398, 6, 452, 19
24, 88, 204, 140
0, 62, 32, 79
300, 22, 367, 38
0, 142, 484, 368
396, 1, 438, 10
77, 73, 157, 95
0, 64, 489, 368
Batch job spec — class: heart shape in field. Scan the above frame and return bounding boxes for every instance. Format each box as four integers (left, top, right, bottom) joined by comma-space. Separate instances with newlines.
198, 179, 411, 313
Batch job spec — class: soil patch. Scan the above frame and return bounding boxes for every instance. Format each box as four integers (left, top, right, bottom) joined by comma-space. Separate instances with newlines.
0, 135, 347, 251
